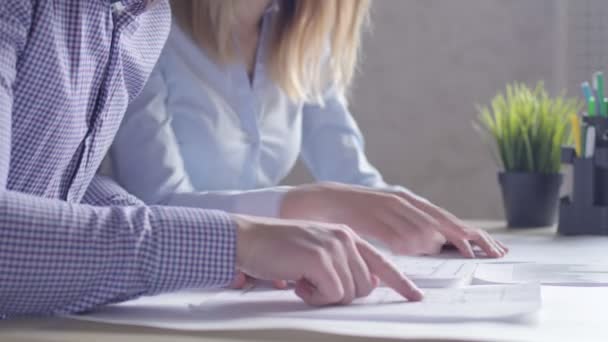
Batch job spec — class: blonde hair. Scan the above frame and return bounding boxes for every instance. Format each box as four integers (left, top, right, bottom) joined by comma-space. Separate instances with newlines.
171, 0, 371, 103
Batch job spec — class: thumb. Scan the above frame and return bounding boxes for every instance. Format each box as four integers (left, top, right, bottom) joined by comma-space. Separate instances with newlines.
229, 272, 248, 289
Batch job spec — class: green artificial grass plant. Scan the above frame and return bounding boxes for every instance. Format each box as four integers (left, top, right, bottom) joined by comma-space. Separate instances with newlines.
476, 82, 581, 174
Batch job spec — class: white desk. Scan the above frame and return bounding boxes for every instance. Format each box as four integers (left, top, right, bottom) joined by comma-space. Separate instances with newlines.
2, 221, 608, 342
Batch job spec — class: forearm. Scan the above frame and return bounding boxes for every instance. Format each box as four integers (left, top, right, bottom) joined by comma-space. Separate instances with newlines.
0, 190, 236, 317
165, 187, 292, 218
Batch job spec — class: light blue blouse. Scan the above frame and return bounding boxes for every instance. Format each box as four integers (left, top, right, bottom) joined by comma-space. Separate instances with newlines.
111, 8, 410, 217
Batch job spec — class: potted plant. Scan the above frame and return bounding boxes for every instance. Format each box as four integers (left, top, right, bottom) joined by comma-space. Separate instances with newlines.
476, 82, 581, 228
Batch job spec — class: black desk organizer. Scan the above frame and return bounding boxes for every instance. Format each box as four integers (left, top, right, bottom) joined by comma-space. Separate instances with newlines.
559, 116, 608, 235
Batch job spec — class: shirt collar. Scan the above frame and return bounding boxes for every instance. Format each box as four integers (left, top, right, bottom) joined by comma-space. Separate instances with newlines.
110, 0, 146, 6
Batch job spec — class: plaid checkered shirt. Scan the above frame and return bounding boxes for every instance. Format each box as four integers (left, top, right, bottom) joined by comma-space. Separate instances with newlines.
0, 0, 237, 318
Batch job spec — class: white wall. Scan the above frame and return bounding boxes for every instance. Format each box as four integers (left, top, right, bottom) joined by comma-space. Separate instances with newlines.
284, 0, 564, 219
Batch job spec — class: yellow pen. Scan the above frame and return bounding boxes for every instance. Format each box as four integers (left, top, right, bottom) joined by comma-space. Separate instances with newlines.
570, 114, 582, 157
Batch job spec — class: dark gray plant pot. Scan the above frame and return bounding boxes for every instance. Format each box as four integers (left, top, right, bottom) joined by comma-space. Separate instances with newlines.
498, 172, 563, 228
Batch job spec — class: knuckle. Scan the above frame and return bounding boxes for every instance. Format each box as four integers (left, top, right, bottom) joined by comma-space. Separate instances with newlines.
436, 236, 448, 249
426, 239, 444, 255
394, 189, 409, 198
434, 231, 448, 245
465, 229, 481, 240
398, 191, 421, 205
308, 247, 328, 265
339, 224, 355, 234
423, 230, 444, 246
324, 238, 342, 255
454, 238, 469, 248
423, 212, 440, 226
456, 224, 476, 236
385, 194, 405, 207
332, 227, 352, 243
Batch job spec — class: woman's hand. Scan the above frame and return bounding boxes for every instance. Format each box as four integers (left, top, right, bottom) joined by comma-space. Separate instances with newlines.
280, 182, 508, 258
233, 214, 423, 306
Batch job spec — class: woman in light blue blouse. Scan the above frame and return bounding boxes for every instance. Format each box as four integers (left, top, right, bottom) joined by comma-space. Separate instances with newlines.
112, 0, 507, 262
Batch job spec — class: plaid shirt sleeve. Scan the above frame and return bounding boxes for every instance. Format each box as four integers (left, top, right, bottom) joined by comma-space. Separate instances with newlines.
0, 191, 237, 317
0, 3, 237, 318
82, 175, 145, 207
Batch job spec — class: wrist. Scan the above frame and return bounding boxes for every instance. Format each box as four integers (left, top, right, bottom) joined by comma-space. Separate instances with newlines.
232, 187, 293, 218
280, 183, 336, 221
232, 214, 255, 270
279, 185, 314, 220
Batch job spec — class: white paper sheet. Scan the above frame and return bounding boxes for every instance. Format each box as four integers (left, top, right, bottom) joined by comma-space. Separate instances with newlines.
393, 258, 477, 287
489, 234, 608, 265
413, 234, 608, 265
475, 263, 608, 286
63, 233, 608, 341
66, 286, 608, 342
71, 283, 540, 330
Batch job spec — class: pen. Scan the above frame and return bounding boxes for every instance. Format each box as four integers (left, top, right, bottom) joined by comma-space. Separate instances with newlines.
589, 96, 597, 117
582, 81, 594, 102
570, 114, 582, 157
595, 72, 606, 116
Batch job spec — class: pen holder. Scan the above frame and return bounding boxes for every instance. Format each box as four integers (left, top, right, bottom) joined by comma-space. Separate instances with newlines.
558, 117, 608, 235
